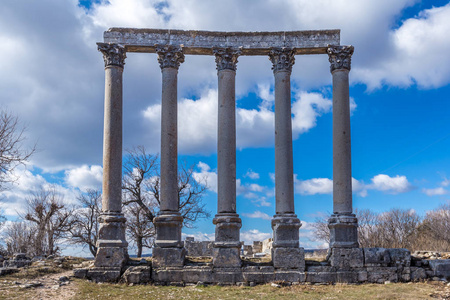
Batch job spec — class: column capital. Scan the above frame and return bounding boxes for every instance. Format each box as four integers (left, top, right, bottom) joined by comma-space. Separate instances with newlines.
327, 45, 354, 73
98, 43, 126, 68
213, 48, 241, 72
156, 45, 185, 69
269, 48, 295, 74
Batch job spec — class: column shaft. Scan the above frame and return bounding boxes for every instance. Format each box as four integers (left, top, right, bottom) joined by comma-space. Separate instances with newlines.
217, 69, 237, 213
160, 67, 179, 212
274, 70, 295, 214
332, 70, 352, 214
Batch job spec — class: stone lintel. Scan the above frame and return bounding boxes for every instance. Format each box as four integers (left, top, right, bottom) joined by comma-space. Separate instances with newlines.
103, 28, 340, 55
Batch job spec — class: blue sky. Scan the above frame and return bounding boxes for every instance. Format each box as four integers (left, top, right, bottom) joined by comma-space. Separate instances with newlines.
0, 0, 450, 254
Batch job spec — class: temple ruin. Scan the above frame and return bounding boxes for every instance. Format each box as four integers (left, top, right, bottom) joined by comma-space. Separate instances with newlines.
74, 28, 432, 284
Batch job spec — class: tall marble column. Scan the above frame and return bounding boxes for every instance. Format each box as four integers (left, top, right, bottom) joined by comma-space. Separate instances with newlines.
212, 48, 242, 268
269, 48, 304, 270
152, 45, 186, 267
327, 45, 359, 248
95, 43, 128, 272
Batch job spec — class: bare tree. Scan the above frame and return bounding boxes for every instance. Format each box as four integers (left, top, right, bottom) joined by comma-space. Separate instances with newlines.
311, 213, 330, 244
419, 204, 450, 251
24, 186, 75, 256
124, 202, 155, 258
122, 146, 210, 257
70, 189, 101, 257
2, 221, 36, 255
0, 110, 35, 191
356, 209, 381, 248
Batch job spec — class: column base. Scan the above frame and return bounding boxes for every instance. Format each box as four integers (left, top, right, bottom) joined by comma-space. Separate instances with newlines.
213, 213, 242, 268
94, 212, 128, 269
328, 213, 359, 248
153, 211, 185, 267
272, 247, 305, 270
271, 213, 301, 248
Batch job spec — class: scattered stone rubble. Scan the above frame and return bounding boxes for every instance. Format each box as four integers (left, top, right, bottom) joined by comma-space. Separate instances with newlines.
71, 248, 450, 285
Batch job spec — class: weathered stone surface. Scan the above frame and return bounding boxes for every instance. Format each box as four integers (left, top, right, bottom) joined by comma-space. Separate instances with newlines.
212, 247, 241, 268
243, 268, 275, 283
364, 248, 391, 267
366, 267, 398, 283
103, 28, 340, 55
152, 267, 184, 283
336, 271, 358, 283
428, 259, 450, 279
357, 270, 368, 282
272, 247, 305, 270
3, 258, 32, 268
274, 270, 305, 283
410, 267, 427, 281
306, 265, 335, 273
87, 267, 122, 282
329, 248, 363, 269
183, 266, 214, 283
73, 268, 88, 279
328, 214, 358, 248
152, 247, 186, 268
0, 267, 19, 276
388, 248, 411, 267
122, 266, 151, 284
94, 246, 128, 269
306, 272, 337, 283
213, 268, 243, 284
185, 240, 213, 257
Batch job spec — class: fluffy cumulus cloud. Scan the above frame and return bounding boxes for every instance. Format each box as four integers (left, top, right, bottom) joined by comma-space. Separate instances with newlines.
294, 174, 413, 196
242, 211, 272, 221
65, 165, 103, 191
240, 229, 272, 245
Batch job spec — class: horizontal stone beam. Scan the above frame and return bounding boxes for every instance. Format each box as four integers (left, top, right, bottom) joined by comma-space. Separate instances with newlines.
103, 28, 340, 55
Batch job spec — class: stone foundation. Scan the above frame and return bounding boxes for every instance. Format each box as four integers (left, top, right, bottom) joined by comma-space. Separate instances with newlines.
74, 247, 450, 285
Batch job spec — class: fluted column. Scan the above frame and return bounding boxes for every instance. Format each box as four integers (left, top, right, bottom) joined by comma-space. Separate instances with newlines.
95, 43, 128, 270
269, 48, 304, 270
152, 45, 186, 267
327, 45, 358, 248
212, 48, 242, 268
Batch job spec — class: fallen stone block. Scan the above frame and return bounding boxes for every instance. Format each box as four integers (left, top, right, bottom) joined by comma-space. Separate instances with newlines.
428, 259, 450, 279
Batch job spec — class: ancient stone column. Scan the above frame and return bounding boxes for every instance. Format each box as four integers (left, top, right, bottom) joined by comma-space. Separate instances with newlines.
327, 45, 359, 248
269, 48, 304, 270
152, 45, 186, 267
212, 48, 242, 268
94, 43, 128, 274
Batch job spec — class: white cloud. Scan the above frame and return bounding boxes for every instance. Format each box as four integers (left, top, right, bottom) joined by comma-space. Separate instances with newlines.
65, 165, 103, 191
244, 169, 260, 180
369, 174, 412, 194
294, 176, 333, 195
422, 187, 447, 196
242, 211, 272, 221
192, 161, 218, 193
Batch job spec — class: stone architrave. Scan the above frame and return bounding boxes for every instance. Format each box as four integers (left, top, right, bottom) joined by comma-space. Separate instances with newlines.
93, 43, 129, 277
212, 48, 242, 268
269, 48, 304, 270
327, 45, 359, 248
152, 45, 186, 267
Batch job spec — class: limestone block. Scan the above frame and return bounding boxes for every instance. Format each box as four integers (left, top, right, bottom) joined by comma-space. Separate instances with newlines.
152, 247, 186, 268
152, 267, 184, 283
306, 272, 337, 283
183, 267, 213, 283
87, 268, 122, 282
357, 270, 368, 282
428, 259, 450, 279
213, 268, 243, 284
366, 267, 398, 283
122, 266, 151, 284
243, 269, 274, 283
272, 247, 305, 270
212, 247, 241, 268
73, 268, 88, 279
336, 271, 358, 283
274, 270, 305, 283
94, 247, 128, 268
306, 266, 335, 273
329, 248, 363, 269
388, 248, 411, 266
364, 248, 390, 267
